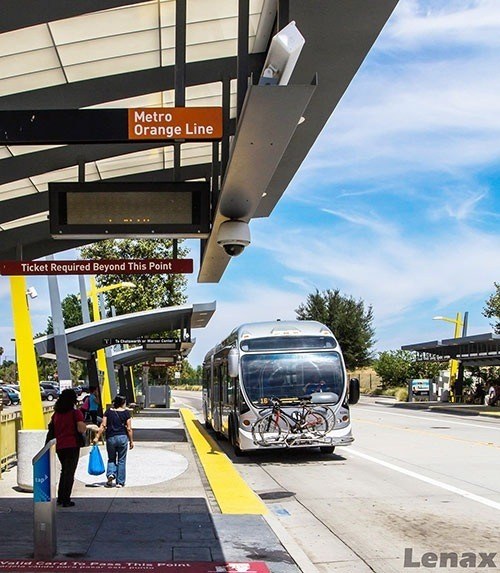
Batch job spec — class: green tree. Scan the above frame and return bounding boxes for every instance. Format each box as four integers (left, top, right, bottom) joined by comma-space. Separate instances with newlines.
374, 350, 442, 388
46, 293, 86, 334
80, 239, 188, 315
295, 289, 375, 370
483, 282, 500, 334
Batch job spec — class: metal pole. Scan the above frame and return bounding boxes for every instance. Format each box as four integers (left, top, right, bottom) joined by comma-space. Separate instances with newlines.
237, 0, 250, 118
78, 275, 91, 323
46, 255, 72, 389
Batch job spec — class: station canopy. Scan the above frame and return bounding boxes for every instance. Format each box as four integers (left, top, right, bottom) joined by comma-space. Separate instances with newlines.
402, 333, 500, 367
34, 301, 215, 360
0, 1, 398, 282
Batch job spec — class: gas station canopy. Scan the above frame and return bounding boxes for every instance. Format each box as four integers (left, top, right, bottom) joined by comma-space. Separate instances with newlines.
0, 1, 398, 282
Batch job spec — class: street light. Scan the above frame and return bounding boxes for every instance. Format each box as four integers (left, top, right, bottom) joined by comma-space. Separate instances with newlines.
433, 312, 469, 402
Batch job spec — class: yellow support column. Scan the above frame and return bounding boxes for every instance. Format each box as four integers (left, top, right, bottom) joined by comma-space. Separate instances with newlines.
449, 312, 462, 403
129, 367, 136, 401
89, 277, 112, 409
10, 276, 44, 430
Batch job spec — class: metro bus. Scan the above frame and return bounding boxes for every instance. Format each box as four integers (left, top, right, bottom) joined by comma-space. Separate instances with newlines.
202, 320, 360, 455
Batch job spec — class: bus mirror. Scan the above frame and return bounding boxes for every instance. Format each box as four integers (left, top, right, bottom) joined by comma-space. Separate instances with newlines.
348, 378, 360, 405
228, 348, 239, 378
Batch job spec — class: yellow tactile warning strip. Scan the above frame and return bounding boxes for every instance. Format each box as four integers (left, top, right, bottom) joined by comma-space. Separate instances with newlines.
180, 408, 268, 515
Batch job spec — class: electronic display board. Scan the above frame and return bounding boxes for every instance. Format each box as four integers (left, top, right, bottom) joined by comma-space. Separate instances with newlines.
49, 182, 210, 239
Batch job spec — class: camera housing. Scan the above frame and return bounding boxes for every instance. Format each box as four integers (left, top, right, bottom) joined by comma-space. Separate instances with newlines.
217, 220, 251, 257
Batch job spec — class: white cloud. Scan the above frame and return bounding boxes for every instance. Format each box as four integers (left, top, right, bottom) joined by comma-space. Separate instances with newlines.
188, 284, 305, 365
254, 219, 498, 324
385, 0, 500, 49
288, 1, 500, 192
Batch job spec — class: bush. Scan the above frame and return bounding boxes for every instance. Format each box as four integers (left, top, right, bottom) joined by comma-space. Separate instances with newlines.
370, 388, 383, 395
382, 387, 399, 396
171, 384, 202, 391
395, 388, 409, 402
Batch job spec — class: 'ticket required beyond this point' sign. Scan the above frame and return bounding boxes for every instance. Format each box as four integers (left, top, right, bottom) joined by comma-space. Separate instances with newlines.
0, 259, 193, 276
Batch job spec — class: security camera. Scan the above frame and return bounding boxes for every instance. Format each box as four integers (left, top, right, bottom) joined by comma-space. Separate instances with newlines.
217, 220, 251, 257
26, 286, 38, 299
259, 21, 305, 86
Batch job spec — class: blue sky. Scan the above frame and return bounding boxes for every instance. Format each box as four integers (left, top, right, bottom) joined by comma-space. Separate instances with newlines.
1, 0, 499, 367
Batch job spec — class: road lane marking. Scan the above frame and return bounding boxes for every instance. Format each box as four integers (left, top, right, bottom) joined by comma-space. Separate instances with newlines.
180, 408, 267, 515
352, 417, 500, 449
356, 406, 500, 431
347, 448, 500, 511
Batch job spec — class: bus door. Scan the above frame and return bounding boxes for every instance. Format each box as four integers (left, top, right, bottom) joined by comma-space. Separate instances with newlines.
220, 357, 235, 438
211, 355, 223, 433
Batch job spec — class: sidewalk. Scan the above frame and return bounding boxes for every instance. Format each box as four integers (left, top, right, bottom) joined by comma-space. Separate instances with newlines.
375, 399, 500, 418
0, 411, 302, 573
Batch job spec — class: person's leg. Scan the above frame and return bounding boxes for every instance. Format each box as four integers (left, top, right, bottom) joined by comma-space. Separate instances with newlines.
90, 411, 98, 425
115, 436, 129, 486
57, 448, 80, 505
56, 449, 67, 504
106, 437, 118, 481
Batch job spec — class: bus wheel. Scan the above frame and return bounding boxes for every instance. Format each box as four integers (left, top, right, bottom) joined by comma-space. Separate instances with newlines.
319, 446, 335, 454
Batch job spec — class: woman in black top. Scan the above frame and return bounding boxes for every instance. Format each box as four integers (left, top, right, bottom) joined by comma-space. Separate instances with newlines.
93, 395, 134, 487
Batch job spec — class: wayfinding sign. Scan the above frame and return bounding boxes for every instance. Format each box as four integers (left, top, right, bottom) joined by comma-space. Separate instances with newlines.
0, 108, 222, 144
0, 259, 193, 276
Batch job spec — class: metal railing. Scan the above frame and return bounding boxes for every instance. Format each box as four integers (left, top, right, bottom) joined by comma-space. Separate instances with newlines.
0, 405, 54, 477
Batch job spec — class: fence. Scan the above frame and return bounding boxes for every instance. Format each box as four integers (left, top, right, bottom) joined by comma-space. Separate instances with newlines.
0, 405, 54, 477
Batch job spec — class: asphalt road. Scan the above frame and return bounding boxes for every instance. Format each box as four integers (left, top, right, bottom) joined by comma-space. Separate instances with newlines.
172, 390, 500, 573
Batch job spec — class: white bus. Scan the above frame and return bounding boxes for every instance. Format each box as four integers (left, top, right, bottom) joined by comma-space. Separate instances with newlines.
202, 320, 360, 455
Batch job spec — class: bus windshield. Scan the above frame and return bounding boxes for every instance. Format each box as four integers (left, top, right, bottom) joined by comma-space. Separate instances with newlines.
241, 351, 344, 406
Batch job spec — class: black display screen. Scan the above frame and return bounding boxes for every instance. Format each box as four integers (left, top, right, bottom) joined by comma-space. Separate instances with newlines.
49, 181, 210, 239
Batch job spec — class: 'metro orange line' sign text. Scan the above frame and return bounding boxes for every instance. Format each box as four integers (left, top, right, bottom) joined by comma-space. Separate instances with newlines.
128, 107, 222, 140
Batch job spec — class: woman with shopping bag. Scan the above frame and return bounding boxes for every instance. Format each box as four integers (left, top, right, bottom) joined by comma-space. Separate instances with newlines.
50, 389, 87, 507
93, 395, 134, 488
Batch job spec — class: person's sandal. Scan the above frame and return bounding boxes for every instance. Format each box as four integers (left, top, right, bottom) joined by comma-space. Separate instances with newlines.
105, 475, 115, 487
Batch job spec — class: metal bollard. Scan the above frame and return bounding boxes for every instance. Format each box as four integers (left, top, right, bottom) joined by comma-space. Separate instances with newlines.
32, 438, 57, 560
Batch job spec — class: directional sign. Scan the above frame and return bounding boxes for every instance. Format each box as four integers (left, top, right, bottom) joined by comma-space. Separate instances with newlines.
0, 108, 222, 144
103, 338, 179, 346
0, 259, 193, 276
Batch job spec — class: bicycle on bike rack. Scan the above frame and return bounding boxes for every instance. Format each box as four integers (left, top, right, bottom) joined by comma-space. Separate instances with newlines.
251, 396, 335, 447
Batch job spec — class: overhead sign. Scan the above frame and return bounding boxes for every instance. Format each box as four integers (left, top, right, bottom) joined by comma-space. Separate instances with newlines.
103, 338, 179, 346
128, 107, 222, 140
0, 259, 193, 276
0, 108, 222, 144
49, 181, 210, 239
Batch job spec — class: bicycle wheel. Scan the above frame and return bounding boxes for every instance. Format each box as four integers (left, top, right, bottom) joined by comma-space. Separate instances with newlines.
313, 405, 335, 432
303, 410, 329, 437
252, 413, 291, 446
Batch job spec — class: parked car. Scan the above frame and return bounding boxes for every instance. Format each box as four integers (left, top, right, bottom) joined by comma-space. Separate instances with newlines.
73, 385, 84, 396
40, 382, 60, 401
1, 385, 20, 406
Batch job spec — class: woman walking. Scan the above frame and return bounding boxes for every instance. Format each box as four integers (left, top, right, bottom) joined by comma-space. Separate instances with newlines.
52, 388, 86, 507
93, 395, 134, 488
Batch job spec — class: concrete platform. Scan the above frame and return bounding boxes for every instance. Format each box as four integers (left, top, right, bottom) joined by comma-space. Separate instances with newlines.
0, 413, 301, 573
